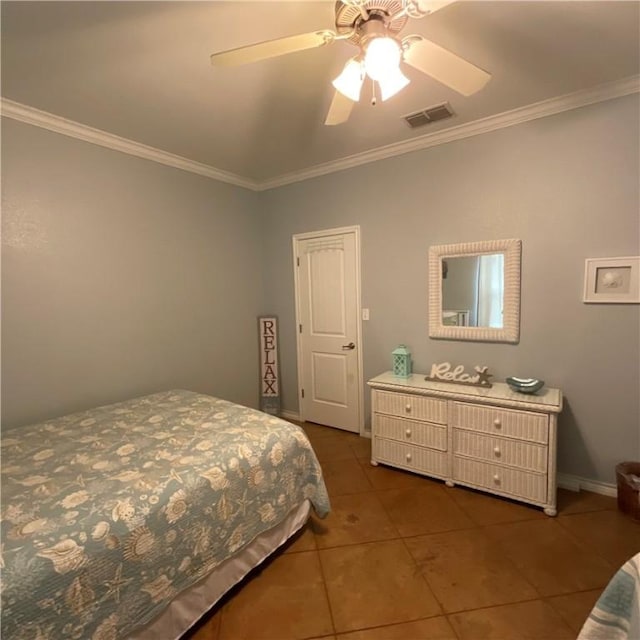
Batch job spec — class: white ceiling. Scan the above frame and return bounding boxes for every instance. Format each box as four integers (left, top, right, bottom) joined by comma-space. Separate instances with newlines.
2, 1, 639, 187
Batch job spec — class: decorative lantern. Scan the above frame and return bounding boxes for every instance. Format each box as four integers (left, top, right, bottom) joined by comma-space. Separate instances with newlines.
392, 344, 412, 378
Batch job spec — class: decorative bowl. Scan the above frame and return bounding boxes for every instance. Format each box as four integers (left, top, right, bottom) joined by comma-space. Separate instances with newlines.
506, 377, 545, 394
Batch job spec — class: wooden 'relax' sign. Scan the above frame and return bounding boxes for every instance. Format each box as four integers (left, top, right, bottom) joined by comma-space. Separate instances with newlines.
259, 316, 280, 415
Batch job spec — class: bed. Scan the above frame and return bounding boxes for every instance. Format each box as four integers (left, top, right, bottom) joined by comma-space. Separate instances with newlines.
0, 389, 330, 640
578, 552, 640, 640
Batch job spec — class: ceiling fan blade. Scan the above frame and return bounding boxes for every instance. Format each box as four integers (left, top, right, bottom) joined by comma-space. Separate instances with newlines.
324, 90, 355, 126
417, 0, 457, 15
210, 30, 335, 67
403, 36, 490, 96
390, 0, 455, 21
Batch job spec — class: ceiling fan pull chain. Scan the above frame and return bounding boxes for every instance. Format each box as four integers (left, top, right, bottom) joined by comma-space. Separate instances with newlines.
371, 78, 378, 106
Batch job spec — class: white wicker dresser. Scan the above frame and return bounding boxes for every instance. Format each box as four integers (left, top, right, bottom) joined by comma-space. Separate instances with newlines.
368, 372, 563, 516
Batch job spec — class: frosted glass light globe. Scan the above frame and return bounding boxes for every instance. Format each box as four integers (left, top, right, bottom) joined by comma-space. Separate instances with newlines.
364, 37, 401, 82
332, 58, 365, 101
378, 67, 410, 101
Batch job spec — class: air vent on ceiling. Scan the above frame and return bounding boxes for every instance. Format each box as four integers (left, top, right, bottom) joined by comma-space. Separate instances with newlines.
403, 102, 455, 129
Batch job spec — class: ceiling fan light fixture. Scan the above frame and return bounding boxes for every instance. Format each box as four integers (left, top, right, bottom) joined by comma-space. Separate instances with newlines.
209, 0, 493, 127
332, 58, 364, 101
378, 67, 411, 101
363, 36, 402, 82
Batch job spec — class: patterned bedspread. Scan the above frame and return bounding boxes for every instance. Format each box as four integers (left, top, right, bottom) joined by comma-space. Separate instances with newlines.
578, 553, 640, 640
1, 390, 330, 640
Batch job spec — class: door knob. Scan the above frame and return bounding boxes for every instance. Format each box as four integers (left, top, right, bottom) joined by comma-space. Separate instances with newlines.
342, 342, 356, 350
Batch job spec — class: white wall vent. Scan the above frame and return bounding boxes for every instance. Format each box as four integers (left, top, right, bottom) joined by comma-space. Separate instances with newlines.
403, 102, 455, 128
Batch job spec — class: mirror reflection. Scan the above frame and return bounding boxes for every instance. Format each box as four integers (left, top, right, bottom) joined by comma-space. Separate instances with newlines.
428, 238, 521, 343
441, 254, 504, 328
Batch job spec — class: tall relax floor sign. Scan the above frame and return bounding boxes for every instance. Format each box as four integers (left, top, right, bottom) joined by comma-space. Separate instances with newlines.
258, 316, 280, 415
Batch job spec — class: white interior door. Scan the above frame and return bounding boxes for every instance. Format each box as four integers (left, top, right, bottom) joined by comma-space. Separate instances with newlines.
294, 227, 362, 433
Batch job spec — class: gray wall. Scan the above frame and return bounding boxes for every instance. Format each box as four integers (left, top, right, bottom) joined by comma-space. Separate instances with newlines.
261, 93, 640, 484
2, 95, 638, 485
1, 119, 265, 427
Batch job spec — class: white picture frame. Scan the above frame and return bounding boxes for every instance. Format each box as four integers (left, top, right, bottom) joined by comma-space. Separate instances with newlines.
583, 256, 640, 303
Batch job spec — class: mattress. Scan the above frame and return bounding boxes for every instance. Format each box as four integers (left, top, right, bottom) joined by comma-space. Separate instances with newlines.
1, 390, 330, 640
130, 499, 311, 639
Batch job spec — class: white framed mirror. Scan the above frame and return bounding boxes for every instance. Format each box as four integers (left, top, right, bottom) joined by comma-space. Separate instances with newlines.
428, 238, 522, 343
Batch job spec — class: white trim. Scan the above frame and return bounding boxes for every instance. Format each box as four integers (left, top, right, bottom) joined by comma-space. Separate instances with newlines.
279, 410, 301, 423
258, 75, 640, 190
2, 75, 638, 192
0, 98, 259, 191
292, 225, 365, 436
557, 473, 617, 497
292, 238, 305, 426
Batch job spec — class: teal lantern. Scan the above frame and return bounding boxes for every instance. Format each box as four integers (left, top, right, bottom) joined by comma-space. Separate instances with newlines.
392, 345, 412, 378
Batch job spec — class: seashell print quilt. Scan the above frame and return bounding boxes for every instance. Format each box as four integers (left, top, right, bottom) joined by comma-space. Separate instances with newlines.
577, 552, 640, 640
1, 390, 330, 640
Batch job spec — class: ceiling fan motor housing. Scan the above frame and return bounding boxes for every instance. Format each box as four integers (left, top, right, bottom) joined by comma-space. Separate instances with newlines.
335, 0, 408, 46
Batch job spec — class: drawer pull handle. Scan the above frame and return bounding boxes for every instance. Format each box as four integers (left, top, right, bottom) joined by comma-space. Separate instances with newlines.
493, 446, 501, 457
405, 429, 412, 438
406, 453, 412, 462
405, 404, 412, 413
493, 418, 502, 428
493, 474, 500, 484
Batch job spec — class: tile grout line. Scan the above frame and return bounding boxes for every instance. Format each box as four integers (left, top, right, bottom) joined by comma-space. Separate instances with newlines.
478, 518, 618, 599
314, 547, 339, 639
191, 422, 628, 639
397, 532, 449, 621
302, 422, 623, 639
541, 590, 601, 636
553, 511, 630, 570
349, 446, 568, 625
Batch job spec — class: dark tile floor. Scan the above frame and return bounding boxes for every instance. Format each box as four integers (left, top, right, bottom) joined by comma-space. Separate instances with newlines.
188, 422, 640, 640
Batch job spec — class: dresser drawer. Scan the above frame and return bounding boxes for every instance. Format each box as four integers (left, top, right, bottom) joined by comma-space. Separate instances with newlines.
453, 456, 547, 503
374, 414, 447, 451
453, 402, 548, 444
374, 390, 446, 424
373, 438, 449, 478
453, 429, 547, 472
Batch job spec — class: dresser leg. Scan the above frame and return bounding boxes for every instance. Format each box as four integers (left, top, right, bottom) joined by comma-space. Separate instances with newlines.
370, 460, 378, 466
445, 480, 455, 488
543, 506, 557, 517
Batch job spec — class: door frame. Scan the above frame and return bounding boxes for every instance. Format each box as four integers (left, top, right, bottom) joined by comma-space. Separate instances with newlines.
292, 225, 364, 436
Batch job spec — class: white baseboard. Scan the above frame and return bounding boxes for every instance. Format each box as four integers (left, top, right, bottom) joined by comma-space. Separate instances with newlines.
280, 410, 301, 422
280, 412, 372, 439
557, 473, 617, 497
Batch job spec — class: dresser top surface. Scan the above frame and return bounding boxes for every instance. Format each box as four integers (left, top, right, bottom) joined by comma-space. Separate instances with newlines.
368, 372, 562, 413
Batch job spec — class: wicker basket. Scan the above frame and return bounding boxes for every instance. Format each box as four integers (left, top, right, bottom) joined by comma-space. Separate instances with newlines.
616, 461, 640, 521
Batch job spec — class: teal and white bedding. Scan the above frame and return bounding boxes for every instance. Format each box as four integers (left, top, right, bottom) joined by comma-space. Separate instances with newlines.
1, 390, 330, 640
578, 552, 640, 640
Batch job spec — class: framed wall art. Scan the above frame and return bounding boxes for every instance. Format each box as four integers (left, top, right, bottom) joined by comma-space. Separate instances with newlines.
583, 256, 640, 303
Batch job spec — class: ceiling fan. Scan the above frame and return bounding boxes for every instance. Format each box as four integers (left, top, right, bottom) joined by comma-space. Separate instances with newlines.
210, 0, 491, 126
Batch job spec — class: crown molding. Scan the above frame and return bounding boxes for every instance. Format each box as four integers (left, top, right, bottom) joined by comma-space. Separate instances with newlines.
2, 74, 638, 192
0, 98, 260, 191
258, 74, 640, 190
